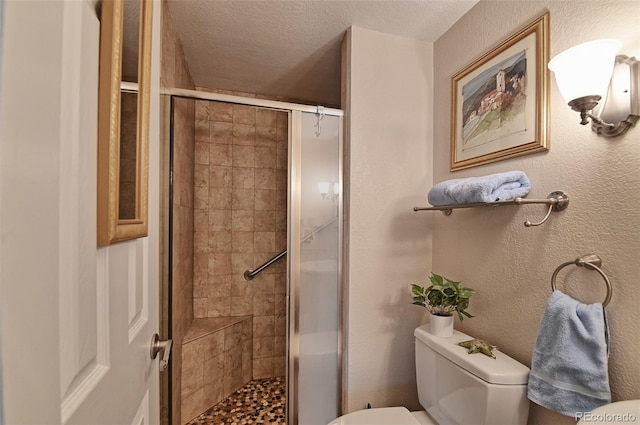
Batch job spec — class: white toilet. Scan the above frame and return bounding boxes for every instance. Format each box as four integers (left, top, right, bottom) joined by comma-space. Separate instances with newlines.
577, 400, 640, 425
328, 324, 530, 425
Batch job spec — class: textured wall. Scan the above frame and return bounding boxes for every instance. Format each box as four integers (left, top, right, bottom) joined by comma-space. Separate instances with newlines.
433, 2, 640, 424
345, 26, 434, 413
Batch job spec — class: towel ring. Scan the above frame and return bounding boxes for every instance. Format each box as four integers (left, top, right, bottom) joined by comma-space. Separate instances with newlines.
550, 254, 612, 307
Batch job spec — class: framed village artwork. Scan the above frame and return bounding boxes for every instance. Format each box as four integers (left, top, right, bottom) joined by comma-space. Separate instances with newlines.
450, 12, 550, 171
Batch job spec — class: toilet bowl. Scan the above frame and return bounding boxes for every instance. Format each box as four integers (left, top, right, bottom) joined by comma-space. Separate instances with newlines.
577, 400, 640, 424
326, 407, 421, 425
327, 406, 435, 425
328, 325, 530, 425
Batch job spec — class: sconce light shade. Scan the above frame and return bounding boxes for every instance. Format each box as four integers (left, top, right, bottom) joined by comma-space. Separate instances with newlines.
548, 39, 621, 106
318, 181, 330, 195
548, 38, 639, 137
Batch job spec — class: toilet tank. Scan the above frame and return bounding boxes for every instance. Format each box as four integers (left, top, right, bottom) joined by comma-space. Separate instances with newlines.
414, 325, 530, 425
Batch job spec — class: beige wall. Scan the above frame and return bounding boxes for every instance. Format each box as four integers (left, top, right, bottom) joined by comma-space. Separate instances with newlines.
345, 26, 434, 412
433, 1, 640, 424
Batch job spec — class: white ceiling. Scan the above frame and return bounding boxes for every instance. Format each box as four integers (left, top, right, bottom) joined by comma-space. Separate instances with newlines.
166, 0, 479, 107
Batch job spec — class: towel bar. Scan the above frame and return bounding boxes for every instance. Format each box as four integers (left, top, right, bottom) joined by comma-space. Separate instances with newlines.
551, 254, 612, 307
413, 190, 569, 227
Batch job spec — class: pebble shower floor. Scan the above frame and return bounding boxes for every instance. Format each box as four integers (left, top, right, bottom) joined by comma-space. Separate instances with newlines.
187, 377, 286, 425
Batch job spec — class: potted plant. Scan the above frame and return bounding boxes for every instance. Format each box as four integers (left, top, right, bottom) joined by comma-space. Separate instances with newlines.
411, 272, 475, 337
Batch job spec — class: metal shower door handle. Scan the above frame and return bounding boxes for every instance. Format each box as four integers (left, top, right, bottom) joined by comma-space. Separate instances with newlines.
150, 333, 172, 372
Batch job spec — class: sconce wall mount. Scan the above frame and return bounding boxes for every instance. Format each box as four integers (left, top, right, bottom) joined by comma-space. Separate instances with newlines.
590, 55, 639, 137
567, 95, 601, 125
549, 39, 639, 138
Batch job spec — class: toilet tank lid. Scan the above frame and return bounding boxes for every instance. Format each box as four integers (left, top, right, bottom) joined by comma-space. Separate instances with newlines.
414, 325, 530, 385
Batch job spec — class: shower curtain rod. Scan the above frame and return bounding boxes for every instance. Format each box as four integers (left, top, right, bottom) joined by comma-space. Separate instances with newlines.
120, 82, 344, 116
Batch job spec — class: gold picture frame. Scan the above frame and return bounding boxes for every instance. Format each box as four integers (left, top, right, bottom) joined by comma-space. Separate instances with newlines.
450, 12, 550, 171
97, 0, 153, 245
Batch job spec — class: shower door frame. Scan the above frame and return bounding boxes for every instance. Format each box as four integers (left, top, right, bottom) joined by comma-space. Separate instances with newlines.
287, 110, 344, 424
161, 87, 345, 425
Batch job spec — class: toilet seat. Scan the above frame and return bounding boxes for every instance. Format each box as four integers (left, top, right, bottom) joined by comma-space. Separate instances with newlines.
327, 407, 437, 425
577, 400, 640, 424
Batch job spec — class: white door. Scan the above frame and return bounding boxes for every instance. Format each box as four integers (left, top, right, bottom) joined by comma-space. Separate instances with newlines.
0, 1, 162, 424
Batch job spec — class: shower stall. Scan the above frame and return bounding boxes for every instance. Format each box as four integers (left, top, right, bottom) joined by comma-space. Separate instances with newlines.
160, 89, 344, 425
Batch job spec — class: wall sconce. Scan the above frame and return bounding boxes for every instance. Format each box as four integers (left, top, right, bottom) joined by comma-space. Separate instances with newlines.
548, 39, 639, 137
318, 181, 339, 202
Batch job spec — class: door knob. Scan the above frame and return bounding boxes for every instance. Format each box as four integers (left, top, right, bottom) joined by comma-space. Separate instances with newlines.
150, 333, 172, 372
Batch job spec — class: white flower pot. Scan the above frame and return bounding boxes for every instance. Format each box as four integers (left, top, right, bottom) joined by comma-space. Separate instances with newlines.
429, 314, 454, 337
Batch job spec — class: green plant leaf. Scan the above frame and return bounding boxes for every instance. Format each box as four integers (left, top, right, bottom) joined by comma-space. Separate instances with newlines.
444, 277, 461, 286
410, 272, 475, 321
429, 273, 444, 286
458, 288, 475, 298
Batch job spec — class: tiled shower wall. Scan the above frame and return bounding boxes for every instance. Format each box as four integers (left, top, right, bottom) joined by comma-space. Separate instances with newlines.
160, 3, 195, 425
180, 316, 253, 423
193, 100, 288, 379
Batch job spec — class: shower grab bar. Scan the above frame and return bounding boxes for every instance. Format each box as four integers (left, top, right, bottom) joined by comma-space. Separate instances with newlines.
243, 215, 338, 280
244, 249, 287, 281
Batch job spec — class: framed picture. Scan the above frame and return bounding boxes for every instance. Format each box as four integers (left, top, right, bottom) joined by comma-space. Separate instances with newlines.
450, 12, 550, 171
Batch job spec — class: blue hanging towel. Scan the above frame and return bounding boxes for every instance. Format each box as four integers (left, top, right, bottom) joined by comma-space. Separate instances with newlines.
527, 290, 611, 417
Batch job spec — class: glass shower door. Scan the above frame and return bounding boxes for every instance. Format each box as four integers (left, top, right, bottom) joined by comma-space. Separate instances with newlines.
288, 110, 342, 425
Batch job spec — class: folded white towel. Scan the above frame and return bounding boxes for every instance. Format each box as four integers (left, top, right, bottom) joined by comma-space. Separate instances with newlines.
527, 290, 611, 417
427, 171, 531, 206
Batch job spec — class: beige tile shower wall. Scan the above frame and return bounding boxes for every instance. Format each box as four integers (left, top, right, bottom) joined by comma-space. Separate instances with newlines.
173, 96, 195, 350
161, 2, 196, 425
180, 317, 253, 424
193, 100, 288, 379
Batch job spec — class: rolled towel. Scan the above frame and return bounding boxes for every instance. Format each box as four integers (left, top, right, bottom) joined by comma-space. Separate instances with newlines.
427, 171, 531, 206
